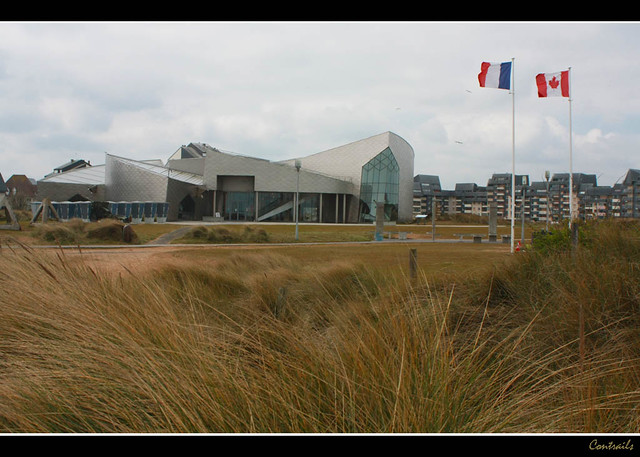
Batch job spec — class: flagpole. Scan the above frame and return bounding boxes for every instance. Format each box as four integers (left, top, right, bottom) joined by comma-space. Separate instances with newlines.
568, 66, 573, 228
511, 57, 515, 254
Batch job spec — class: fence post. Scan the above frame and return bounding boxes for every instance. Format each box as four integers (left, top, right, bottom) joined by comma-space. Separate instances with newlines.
571, 221, 579, 248
275, 287, 287, 318
409, 248, 418, 280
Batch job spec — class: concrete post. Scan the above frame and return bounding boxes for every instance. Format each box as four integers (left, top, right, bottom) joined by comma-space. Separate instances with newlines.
489, 203, 497, 242
375, 202, 384, 241
431, 199, 437, 242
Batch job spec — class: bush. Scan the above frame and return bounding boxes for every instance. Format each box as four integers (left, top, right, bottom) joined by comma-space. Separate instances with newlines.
242, 226, 269, 243
34, 219, 138, 244
531, 227, 572, 254
188, 226, 209, 239
207, 227, 235, 242
86, 220, 137, 243
35, 224, 80, 244
177, 226, 270, 244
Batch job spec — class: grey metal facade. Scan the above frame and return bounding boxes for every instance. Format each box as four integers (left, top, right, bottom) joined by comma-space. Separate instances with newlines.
35, 131, 416, 223
279, 132, 415, 221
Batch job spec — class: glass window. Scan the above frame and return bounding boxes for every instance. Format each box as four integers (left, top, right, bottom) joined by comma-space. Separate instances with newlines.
359, 148, 400, 222
225, 192, 254, 221
257, 192, 294, 222
300, 193, 319, 222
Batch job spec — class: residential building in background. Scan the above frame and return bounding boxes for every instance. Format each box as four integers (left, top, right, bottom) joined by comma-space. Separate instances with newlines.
621, 169, 640, 219
413, 170, 640, 223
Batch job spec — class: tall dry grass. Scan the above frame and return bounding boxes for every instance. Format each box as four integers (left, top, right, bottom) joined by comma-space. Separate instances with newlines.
0, 220, 639, 432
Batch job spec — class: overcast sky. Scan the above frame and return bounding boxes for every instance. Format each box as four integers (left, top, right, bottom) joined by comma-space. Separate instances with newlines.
0, 21, 638, 189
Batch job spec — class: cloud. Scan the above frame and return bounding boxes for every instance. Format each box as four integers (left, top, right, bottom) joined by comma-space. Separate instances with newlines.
0, 22, 639, 189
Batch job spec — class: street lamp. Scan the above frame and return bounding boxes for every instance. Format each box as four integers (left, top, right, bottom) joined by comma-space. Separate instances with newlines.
545, 170, 550, 232
295, 159, 301, 241
521, 175, 527, 244
633, 179, 637, 219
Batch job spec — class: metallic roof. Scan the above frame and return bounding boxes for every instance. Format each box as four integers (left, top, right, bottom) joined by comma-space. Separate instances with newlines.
107, 154, 204, 186
39, 164, 106, 185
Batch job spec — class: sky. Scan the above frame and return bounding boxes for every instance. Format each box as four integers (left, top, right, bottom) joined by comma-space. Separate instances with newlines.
0, 21, 639, 189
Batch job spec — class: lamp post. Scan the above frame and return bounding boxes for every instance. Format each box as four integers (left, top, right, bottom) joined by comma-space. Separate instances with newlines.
545, 170, 550, 232
295, 159, 301, 241
633, 179, 637, 219
521, 175, 527, 244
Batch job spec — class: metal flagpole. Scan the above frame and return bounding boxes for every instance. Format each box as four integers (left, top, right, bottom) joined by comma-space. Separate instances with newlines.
568, 67, 573, 228
510, 57, 515, 254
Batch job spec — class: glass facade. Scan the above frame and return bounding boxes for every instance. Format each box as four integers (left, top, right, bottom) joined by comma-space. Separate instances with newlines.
225, 191, 255, 221
299, 193, 319, 222
359, 148, 400, 222
218, 192, 339, 223
257, 192, 294, 222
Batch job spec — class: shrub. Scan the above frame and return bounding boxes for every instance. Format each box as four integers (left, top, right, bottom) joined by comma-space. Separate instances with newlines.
531, 227, 572, 254
188, 226, 209, 239
177, 226, 270, 244
207, 227, 235, 242
34, 224, 79, 244
85, 220, 138, 244
242, 226, 269, 243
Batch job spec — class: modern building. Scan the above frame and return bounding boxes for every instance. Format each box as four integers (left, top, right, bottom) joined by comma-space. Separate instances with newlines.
35, 131, 415, 224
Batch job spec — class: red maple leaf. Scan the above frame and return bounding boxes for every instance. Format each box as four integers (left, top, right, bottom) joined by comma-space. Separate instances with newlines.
549, 76, 560, 89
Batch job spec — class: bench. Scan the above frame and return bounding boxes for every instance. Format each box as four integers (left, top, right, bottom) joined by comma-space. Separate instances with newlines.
373, 231, 411, 240
453, 233, 484, 243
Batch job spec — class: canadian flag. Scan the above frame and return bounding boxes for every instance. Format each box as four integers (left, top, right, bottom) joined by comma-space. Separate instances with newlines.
536, 70, 570, 98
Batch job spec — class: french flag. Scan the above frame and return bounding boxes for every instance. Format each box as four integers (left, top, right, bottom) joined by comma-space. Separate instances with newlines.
536, 70, 570, 97
478, 61, 512, 90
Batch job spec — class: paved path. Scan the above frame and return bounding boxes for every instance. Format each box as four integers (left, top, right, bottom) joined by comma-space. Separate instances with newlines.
145, 226, 193, 245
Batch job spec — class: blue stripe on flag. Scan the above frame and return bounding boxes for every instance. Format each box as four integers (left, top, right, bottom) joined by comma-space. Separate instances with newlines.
498, 62, 511, 90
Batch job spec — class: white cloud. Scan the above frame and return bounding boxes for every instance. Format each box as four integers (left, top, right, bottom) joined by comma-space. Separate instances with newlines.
0, 21, 639, 188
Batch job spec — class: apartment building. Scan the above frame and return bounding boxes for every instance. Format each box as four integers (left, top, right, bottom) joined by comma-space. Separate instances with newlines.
621, 169, 640, 219
413, 170, 639, 222
412, 175, 441, 217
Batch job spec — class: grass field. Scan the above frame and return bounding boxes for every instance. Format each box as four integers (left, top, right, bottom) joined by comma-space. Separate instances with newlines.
1, 210, 536, 246
0, 218, 638, 433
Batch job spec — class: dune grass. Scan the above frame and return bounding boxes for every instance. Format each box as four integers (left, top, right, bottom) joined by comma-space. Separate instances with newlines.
0, 220, 638, 433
